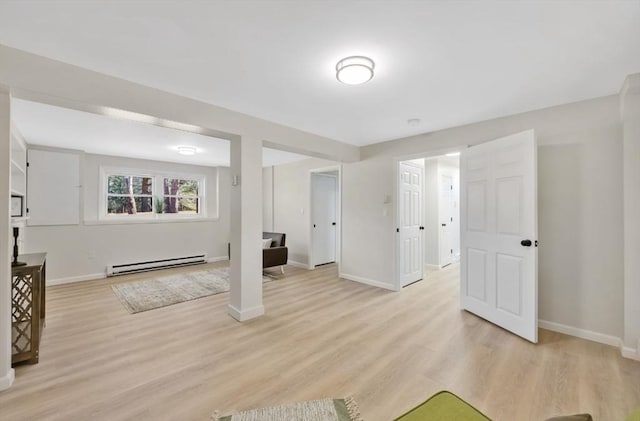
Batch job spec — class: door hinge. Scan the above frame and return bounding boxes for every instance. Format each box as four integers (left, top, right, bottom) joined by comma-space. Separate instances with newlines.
451, 249, 453, 254
26, 162, 30, 168
26, 207, 29, 214
396, 228, 399, 233
450, 217, 453, 222
450, 185, 453, 190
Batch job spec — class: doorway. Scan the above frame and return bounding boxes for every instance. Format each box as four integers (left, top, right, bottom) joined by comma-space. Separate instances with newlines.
395, 130, 538, 344
424, 155, 460, 270
397, 155, 460, 287
310, 169, 339, 268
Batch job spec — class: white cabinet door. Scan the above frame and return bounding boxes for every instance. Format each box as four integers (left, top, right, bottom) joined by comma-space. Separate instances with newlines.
460, 130, 538, 343
399, 162, 423, 287
27, 149, 81, 226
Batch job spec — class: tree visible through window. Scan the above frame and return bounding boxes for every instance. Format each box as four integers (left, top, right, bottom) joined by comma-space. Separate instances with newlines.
107, 175, 153, 215
103, 170, 204, 218
163, 178, 199, 214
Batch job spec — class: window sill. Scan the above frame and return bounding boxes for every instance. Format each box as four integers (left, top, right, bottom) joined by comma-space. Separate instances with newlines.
84, 216, 220, 226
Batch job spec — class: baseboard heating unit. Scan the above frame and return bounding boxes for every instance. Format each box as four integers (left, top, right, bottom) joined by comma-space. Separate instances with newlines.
107, 254, 207, 276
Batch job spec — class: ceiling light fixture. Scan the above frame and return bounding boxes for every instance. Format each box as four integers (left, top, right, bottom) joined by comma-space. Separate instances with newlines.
177, 146, 197, 156
336, 56, 375, 85
446, 152, 461, 157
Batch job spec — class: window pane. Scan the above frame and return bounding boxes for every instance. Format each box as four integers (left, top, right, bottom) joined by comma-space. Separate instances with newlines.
163, 197, 199, 214
178, 197, 199, 214
135, 197, 153, 214
108, 175, 152, 195
164, 178, 198, 196
107, 196, 153, 215
107, 196, 133, 214
132, 176, 153, 195
163, 196, 178, 214
107, 175, 127, 194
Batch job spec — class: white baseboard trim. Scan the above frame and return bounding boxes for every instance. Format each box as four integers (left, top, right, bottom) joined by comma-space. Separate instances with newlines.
206, 256, 229, 263
621, 346, 640, 361
287, 260, 309, 269
48, 272, 106, 286
339, 272, 396, 291
227, 304, 265, 322
539, 319, 640, 360
538, 319, 621, 348
0, 368, 15, 391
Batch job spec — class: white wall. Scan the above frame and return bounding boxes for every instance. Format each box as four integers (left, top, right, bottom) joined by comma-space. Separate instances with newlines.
263, 157, 337, 267
0, 90, 15, 391
342, 157, 395, 285
342, 95, 625, 338
24, 151, 231, 283
262, 166, 274, 232
424, 159, 439, 266
438, 159, 460, 261
621, 74, 640, 354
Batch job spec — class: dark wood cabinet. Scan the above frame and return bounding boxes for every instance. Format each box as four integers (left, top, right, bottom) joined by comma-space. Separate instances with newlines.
11, 253, 47, 365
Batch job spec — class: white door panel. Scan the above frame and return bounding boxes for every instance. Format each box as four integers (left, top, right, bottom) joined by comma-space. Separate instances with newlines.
460, 130, 538, 343
312, 174, 337, 266
399, 162, 423, 286
439, 174, 454, 266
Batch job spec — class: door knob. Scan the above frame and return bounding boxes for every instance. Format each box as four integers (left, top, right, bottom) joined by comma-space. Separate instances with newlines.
441, 223, 447, 227
521, 239, 532, 247
332, 222, 336, 226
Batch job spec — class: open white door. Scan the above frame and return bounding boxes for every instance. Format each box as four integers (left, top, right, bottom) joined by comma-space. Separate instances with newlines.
398, 161, 423, 287
460, 130, 538, 343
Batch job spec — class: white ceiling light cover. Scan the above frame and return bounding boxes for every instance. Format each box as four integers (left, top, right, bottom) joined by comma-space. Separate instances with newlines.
336, 56, 375, 85
177, 145, 197, 155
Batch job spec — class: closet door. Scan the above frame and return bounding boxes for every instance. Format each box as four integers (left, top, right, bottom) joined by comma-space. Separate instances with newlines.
27, 149, 81, 226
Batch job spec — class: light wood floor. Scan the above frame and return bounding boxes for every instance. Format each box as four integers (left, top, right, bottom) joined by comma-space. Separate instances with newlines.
1, 263, 639, 421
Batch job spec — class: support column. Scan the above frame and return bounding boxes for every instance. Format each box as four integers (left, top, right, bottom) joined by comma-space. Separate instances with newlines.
0, 89, 15, 390
621, 73, 640, 358
228, 135, 264, 321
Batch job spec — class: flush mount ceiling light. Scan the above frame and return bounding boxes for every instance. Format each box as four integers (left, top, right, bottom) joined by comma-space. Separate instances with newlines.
336, 56, 375, 85
177, 146, 197, 156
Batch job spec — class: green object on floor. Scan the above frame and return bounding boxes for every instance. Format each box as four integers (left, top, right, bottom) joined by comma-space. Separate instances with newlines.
394, 391, 491, 421
627, 408, 640, 421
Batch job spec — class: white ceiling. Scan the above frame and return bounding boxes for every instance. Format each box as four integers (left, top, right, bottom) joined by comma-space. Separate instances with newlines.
0, 1, 639, 146
10, 98, 309, 167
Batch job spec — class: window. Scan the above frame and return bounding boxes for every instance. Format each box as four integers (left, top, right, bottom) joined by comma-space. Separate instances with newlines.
107, 175, 154, 215
162, 178, 200, 214
101, 167, 206, 220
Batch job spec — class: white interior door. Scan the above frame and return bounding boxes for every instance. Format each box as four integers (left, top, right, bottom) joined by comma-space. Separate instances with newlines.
460, 130, 538, 343
399, 162, 423, 287
439, 174, 454, 267
312, 174, 337, 266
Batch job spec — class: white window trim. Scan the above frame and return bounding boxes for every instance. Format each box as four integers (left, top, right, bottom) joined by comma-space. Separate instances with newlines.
99, 166, 207, 222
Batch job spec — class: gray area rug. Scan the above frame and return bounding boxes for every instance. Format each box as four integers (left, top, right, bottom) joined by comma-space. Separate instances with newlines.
214, 397, 362, 421
112, 267, 270, 314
